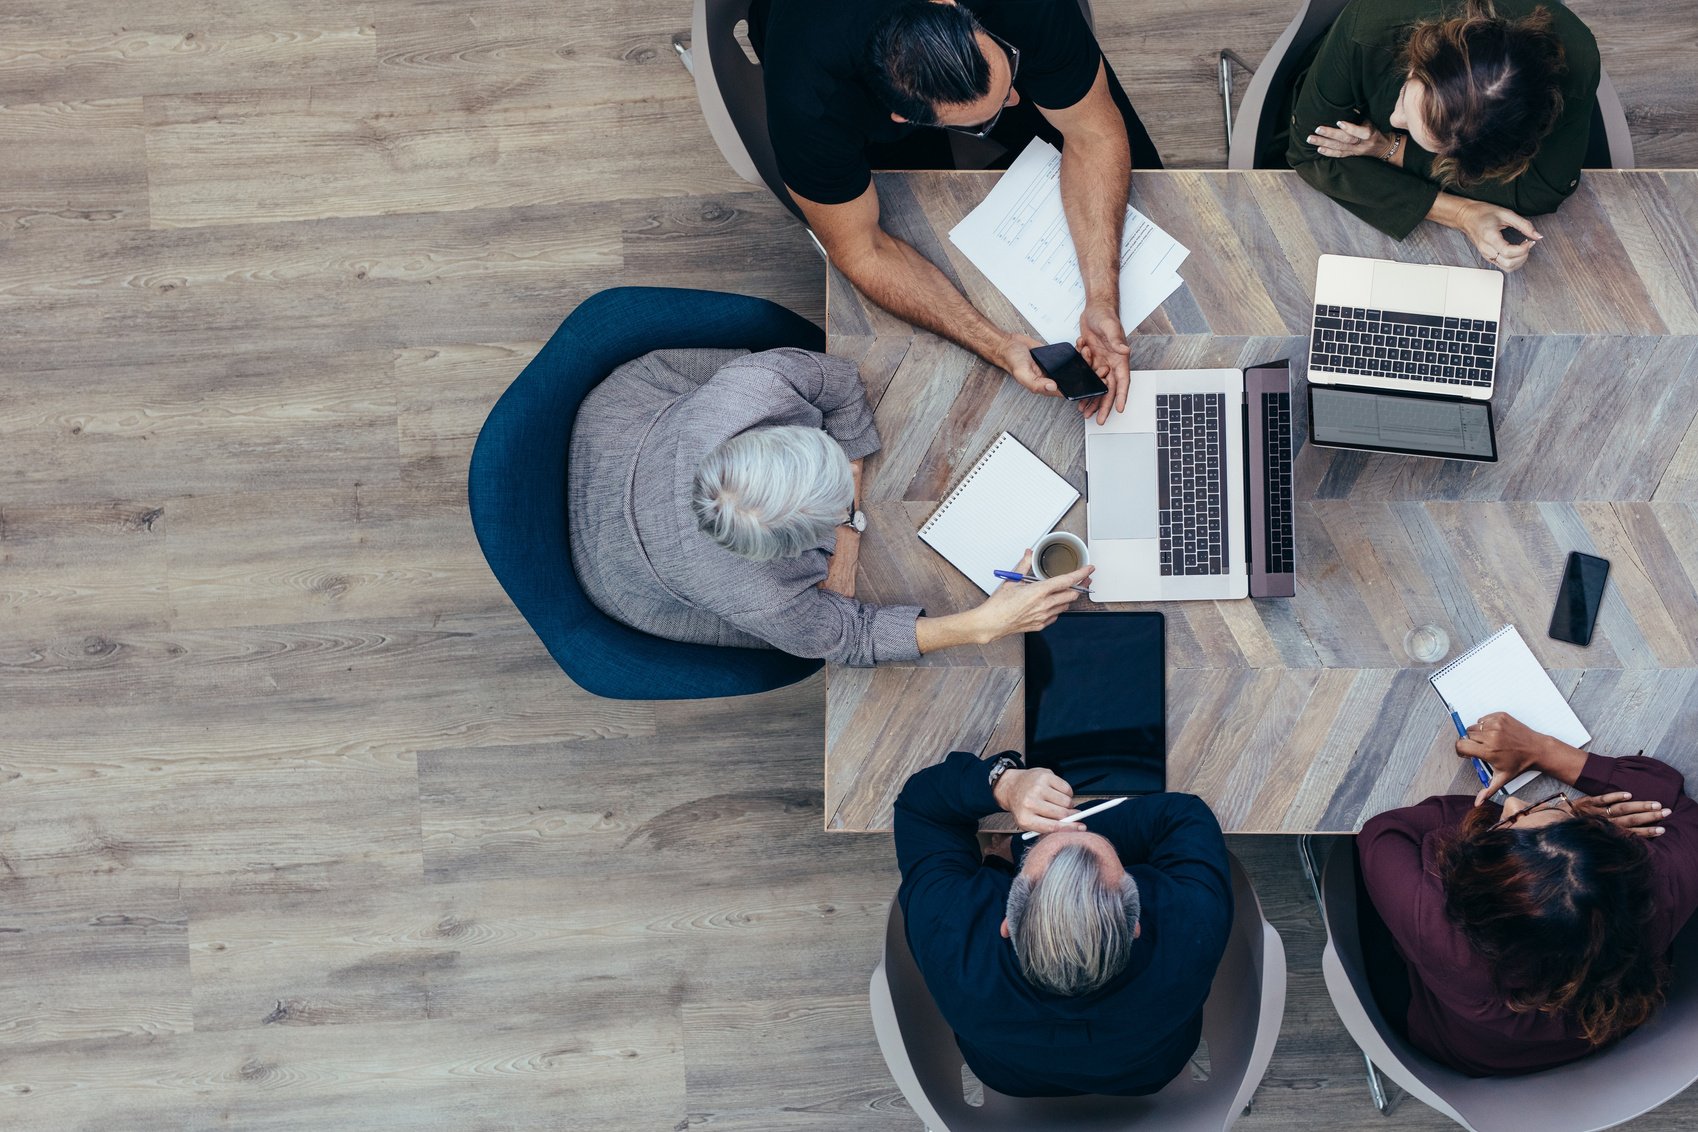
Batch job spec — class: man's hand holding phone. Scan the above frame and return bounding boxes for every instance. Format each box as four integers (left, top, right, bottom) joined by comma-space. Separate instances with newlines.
1030, 343, 1110, 417
1076, 302, 1131, 425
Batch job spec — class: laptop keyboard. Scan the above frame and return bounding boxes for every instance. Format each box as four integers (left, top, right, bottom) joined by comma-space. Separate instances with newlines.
1261, 392, 1295, 573
1156, 393, 1227, 576
1311, 305, 1496, 388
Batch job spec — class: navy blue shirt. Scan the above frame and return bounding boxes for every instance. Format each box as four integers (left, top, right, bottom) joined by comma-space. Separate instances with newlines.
894, 752, 1233, 1097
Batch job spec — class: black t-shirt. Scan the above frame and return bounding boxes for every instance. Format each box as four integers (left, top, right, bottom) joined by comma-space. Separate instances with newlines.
761, 0, 1101, 206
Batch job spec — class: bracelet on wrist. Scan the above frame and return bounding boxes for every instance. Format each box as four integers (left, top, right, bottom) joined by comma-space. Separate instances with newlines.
1381, 132, 1404, 164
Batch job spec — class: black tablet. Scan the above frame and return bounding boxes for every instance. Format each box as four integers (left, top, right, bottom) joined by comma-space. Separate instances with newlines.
1023, 612, 1165, 796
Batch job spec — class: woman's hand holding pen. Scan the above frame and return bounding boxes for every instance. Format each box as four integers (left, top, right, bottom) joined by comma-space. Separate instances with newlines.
1457, 711, 1588, 806
993, 766, 1079, 834
971, 550, 1093, 643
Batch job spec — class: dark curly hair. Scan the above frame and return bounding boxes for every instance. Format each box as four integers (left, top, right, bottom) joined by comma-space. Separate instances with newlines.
866, 1, 991, 126
1437, 803, 1666, 1046
1400, 0, 1568, 187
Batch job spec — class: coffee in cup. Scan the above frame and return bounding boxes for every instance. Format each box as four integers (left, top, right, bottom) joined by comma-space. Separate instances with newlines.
1032, 531, 1090, 580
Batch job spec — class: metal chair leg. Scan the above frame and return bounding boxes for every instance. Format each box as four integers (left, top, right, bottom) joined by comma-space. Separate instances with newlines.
1363, 1053, 1390, 1113
804, 227, 828, 263
1218, 49, 1254, 153
1297, 834, 1324, 916
671, 33, 693, 75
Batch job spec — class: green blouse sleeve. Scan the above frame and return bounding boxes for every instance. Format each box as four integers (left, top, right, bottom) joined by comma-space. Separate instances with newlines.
1286, 3, 1439, 240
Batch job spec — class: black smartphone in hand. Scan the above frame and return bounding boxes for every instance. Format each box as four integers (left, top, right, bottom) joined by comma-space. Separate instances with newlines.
1548, 551, 1609, 646
1030, 342, 1109, 401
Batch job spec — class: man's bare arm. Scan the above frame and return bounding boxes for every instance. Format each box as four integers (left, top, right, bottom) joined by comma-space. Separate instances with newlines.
1039, 60, 1133, 422
792, 182, 1057, 397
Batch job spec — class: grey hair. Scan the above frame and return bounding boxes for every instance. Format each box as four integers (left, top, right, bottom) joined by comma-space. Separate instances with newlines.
1005, 842, 1141, 997
691, 425, 853, 561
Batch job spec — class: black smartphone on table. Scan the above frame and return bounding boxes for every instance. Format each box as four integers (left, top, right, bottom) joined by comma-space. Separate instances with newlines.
1029, 342, 1109, 401
1548, 551, 1609, 646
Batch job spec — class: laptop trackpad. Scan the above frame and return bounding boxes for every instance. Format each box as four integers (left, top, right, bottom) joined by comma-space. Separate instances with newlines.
1370, 261, 1449, 316
1088, 433, 1158, 540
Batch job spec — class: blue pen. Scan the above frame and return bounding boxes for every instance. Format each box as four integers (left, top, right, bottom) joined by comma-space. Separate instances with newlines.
993, 568, 1092, 596
1451, 710, 1492, 787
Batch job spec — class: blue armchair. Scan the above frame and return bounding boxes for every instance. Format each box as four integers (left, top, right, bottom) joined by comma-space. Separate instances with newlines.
467, 287, 827, 700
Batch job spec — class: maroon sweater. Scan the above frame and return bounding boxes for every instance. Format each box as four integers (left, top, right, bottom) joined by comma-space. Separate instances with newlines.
1359, 754, 1698, 1076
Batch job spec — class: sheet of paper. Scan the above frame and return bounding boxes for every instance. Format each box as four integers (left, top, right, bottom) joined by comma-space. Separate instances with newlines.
917, 432, 1079, 595
1430, 624, 1592, 795
948, 139, 1188, 346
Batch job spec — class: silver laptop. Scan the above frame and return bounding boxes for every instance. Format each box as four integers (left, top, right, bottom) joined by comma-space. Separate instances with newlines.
1084, 365, 1296, 603
1310, 254, 1504, 401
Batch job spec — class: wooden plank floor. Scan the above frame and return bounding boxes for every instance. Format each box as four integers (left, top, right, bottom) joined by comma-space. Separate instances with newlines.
1, 1, 1695, 1127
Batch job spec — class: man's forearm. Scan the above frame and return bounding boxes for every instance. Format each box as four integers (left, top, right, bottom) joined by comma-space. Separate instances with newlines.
1059, 124, 1129, 310
837, 232, 1008, 363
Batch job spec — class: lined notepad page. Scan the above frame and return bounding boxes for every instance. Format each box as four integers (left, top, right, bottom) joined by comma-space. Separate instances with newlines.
918, 432, 1079, 595
1430, 625, 1591, 792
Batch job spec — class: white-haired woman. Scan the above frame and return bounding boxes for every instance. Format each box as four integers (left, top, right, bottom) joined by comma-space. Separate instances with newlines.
568, 346, 1091, 667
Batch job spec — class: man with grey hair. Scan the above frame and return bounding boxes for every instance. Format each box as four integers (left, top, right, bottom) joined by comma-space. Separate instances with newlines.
893, 750, 1231, 1097
569, 347, 1092, 667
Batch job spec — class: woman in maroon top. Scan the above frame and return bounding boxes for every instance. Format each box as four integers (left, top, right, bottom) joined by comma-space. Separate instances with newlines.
1358, 712, 1698, 1076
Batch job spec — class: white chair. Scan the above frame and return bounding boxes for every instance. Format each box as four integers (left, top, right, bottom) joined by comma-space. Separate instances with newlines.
868, 851, 1284, 1132
1312, 835, 1698, 1131
1221, 0, 1634, 169
674, 0, 803, 219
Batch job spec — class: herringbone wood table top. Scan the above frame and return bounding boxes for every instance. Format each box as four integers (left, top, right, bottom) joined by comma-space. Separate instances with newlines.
826, 169, 1698, 833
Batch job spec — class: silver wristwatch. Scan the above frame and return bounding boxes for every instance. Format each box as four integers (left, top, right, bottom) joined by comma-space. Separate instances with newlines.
842, 506, 867, 533
986, 754, 1023, 790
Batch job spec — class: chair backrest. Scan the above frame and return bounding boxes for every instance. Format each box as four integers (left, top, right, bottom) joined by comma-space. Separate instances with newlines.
466, 286, 824, 700
1586, 66, 1635, 169
869, 851, 1284, 1132
1319, 836, 1698, 1132
1227, 0, 1353, 169
690, 0, 804, 218
1230, 0, 1634, 172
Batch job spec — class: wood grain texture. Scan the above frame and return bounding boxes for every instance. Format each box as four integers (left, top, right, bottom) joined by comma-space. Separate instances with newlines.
826, 171, 1698, 833
1, 0, 1696, 1127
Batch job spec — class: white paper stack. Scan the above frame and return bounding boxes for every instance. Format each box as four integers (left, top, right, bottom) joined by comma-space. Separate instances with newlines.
947, 139, 1188, 346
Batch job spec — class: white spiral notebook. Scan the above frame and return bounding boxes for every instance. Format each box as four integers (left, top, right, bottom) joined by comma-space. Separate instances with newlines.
918, 432, 1079, 595
1429, 624, 1591, 793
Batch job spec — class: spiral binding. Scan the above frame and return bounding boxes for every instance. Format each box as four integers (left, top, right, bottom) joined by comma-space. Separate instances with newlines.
920, 433, 1011, 535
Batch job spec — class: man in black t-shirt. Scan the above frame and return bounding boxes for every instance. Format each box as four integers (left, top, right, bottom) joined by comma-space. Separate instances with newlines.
758, 0, 1164, 422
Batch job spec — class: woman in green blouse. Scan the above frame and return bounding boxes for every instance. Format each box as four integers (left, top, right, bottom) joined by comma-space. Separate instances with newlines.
1282, 0, 1600, 273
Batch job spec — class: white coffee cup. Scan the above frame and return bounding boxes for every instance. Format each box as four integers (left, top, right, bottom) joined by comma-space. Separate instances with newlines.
1031, 531, 1090, 580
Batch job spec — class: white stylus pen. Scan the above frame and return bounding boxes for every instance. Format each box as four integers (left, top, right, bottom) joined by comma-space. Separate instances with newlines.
1021, 795, 1127, 840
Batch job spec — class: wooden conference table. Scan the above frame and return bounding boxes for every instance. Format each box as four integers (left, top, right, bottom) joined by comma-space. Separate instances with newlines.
823, 168, 1698, 834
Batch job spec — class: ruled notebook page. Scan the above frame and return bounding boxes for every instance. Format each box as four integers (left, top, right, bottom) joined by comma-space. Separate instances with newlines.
918, 432, 1080, 595
1430, 624, 1592, 793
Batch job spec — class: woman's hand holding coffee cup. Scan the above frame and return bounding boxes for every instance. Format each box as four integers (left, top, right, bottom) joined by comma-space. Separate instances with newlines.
1031, 531, 1090, 580
970, 549, 1093, 644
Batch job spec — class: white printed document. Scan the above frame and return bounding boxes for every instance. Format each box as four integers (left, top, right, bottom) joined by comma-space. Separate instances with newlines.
948, 139, 1188, 346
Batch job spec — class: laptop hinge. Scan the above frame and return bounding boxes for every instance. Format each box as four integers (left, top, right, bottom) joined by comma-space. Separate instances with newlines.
1241, 392, 1254, 568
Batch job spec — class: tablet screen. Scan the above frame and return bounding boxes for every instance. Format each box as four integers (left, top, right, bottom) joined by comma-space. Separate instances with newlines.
1024, 612, 1165, 795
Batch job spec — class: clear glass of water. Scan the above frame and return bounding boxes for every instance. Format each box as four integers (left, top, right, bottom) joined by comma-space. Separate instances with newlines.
1403, 624, 1451, 664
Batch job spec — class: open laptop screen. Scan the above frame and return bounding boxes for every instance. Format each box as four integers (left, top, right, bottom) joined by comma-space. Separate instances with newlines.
1024, 612, 1165, 796
1308, 384, 1497, 462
